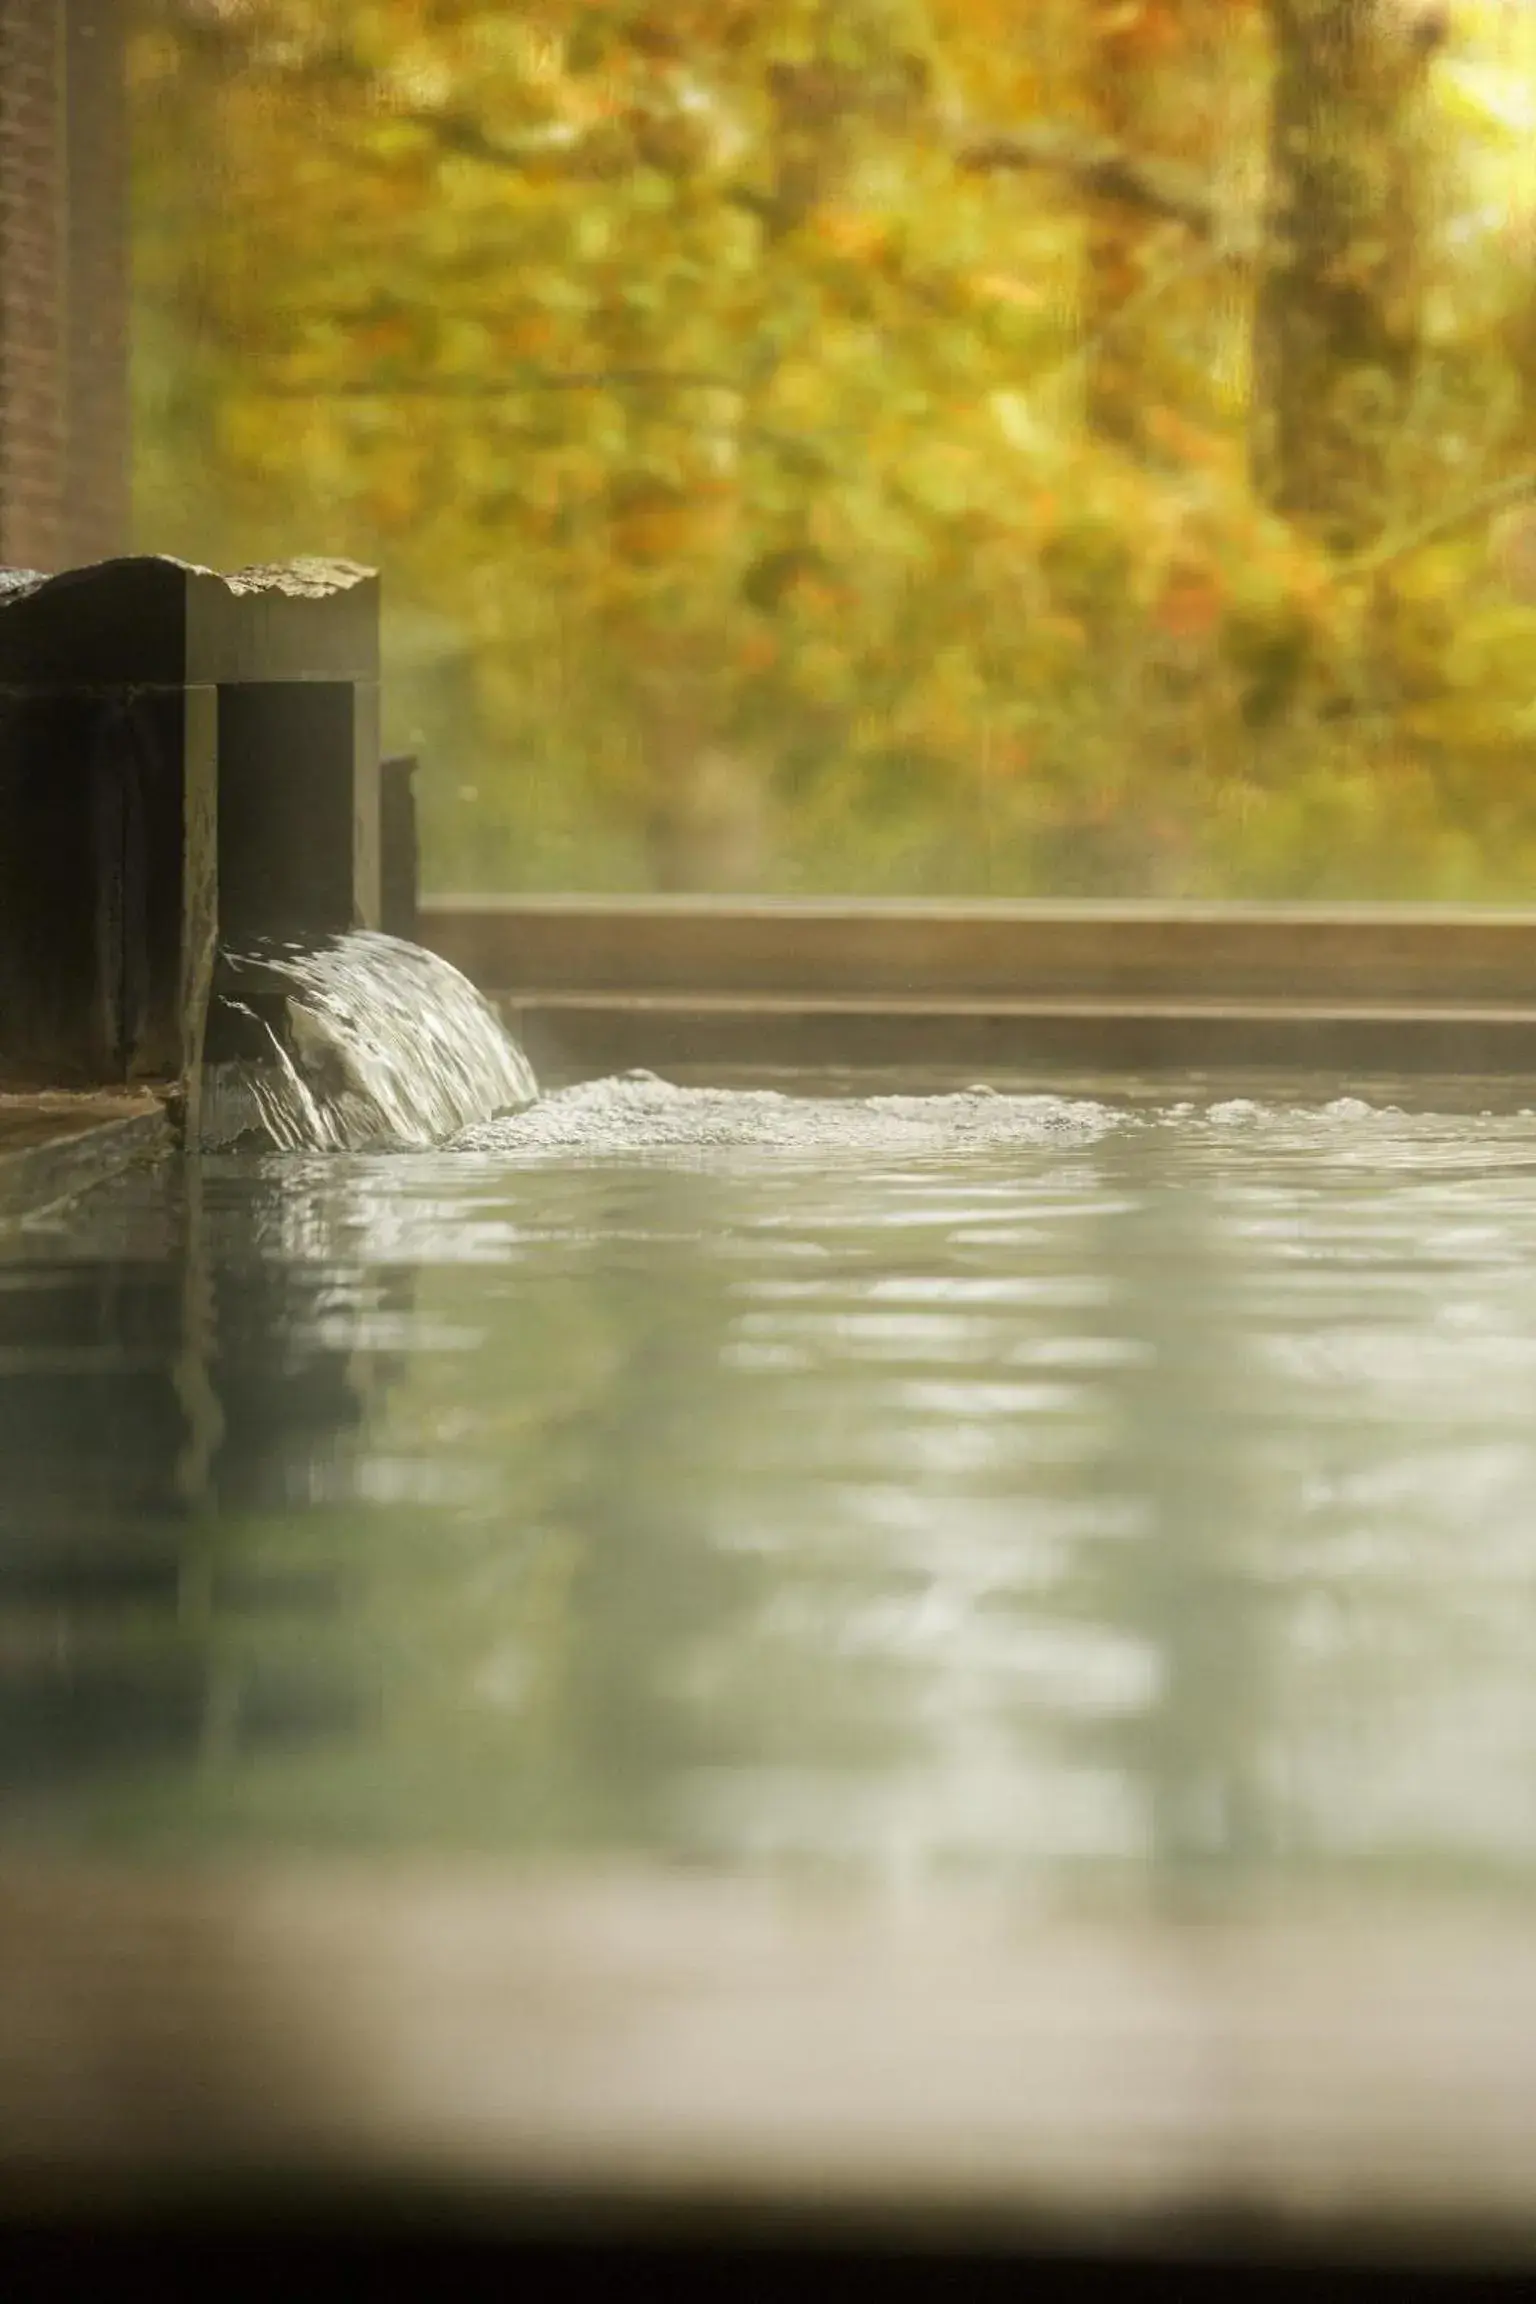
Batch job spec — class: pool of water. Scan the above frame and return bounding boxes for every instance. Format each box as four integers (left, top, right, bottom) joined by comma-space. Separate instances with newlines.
5, 1073, 1536, 1918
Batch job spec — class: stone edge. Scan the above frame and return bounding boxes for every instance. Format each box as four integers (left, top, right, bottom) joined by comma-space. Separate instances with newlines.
0, 1103, 170, 1226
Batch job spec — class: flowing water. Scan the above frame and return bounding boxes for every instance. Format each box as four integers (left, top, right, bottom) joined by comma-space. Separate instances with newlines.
204, 929, 538, 1150
5, 1070, 1536, 1917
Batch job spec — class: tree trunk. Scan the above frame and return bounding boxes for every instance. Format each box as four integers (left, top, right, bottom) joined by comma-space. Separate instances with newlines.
1252, 0, 1445, 552
1083, 0, 1229, 450
632, 651, 765, 893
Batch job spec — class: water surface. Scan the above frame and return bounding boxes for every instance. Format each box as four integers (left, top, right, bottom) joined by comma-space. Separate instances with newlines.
5, 1076, 1536, 1917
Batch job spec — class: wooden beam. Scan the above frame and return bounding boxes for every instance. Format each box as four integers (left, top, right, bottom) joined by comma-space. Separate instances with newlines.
418, 899, 1536, 1078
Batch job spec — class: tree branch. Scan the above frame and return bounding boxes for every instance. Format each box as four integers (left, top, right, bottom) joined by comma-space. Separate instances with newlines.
164, 4, 1260, 294
250, 370, 733, 397
163, 11, 628, 179
958, 123, 1225, 242
1344, 468, 1536, 580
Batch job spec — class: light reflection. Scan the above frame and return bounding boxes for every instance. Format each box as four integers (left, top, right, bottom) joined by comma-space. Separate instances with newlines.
1, 1094, 1536, 1914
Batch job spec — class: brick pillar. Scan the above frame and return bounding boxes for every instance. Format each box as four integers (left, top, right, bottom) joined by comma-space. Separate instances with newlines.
0, 0, 65, 571
0, 0, 128, 573
63, 0, 130, 565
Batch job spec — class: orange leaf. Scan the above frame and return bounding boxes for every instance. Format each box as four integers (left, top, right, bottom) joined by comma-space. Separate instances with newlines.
1154, 562, 1223, 642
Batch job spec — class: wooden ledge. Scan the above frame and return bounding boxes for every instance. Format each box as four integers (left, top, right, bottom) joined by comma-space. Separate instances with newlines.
420, 899, 1536, 1076
420, 898, 1536, 1010
487, 991, 1536, 1085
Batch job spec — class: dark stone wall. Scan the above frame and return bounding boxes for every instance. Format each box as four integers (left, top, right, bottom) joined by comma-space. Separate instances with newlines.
0, 685, 201, 1086
0, 559, 383, 1094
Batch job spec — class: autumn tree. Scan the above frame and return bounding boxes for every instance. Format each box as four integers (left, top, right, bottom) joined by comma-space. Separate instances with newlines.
130, 1, 1536, 901
1253, 0, 1449, 550
134, 0, 1093, 888
1080, 0, 1258, 453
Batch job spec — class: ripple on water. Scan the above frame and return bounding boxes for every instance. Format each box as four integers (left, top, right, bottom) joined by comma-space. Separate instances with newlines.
10, 1078, 1536, 1893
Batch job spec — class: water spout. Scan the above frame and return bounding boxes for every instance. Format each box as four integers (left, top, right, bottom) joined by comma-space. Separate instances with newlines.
202, 931, 537, 1151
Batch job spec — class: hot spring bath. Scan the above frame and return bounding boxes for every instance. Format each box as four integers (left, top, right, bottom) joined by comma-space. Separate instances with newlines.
6, 1075, 1536, 2251
7, 1075, 1536, 1890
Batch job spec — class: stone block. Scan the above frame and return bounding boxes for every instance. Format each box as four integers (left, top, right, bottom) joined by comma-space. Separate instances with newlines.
0, 556, 381, 1102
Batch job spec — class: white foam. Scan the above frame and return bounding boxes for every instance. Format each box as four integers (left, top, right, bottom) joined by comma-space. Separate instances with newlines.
454, 1073, 1126, 1163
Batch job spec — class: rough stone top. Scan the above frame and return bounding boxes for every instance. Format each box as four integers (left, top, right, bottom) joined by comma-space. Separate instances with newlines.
0, 555, 376, 603
0, 555, 380, 685
208, 556, 376, 599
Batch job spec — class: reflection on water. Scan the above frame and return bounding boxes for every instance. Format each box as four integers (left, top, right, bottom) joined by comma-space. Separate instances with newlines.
5, 1080, 1536, 1914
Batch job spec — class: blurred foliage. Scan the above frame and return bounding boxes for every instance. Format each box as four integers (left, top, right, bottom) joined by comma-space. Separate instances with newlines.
131, 0, 1536, 896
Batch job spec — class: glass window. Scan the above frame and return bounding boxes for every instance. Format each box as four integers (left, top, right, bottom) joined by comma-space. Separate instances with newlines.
118, 1, 1536, 899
